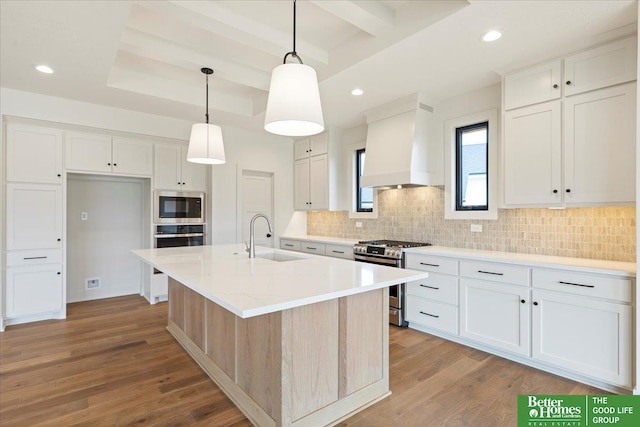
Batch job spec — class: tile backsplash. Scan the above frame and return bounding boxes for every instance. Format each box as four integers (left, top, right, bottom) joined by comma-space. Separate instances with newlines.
307, 186, 636, 262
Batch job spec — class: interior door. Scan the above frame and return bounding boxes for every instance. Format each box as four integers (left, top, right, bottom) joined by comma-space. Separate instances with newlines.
239, 170, 274, 247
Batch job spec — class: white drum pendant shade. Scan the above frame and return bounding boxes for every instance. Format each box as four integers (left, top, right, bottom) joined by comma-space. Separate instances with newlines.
187, 123, 226, 164
264, 63, 324, 136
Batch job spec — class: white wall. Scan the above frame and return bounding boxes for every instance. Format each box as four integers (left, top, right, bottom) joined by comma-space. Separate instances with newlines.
67, 175, 148, 302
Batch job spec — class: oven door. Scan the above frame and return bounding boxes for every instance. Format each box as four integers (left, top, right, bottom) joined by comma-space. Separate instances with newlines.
353, 253, 403, 308
154, 234, 204, 249
154, 191, 205, 224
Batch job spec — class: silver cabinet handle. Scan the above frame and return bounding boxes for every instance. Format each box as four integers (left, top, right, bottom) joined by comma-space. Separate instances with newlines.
306, 247, 316, 250
558, 281, 595, 289
284, 244, 294, 247
419, 284, 439, 290
420, 311, 439, 318
24, 256, 47, 260
478, 270, 503, 276
332, 250, 344, 254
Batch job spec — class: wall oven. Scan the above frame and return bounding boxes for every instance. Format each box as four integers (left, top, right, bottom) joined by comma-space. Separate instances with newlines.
354, 240, 431, 327
154, 224, 205, 249
154, 191, 205, 224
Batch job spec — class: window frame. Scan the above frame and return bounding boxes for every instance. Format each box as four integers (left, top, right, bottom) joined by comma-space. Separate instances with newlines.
346, 140, 377, 219
444, 109, 498, 220
355, 148, 373, 213
455, 121, 489, 211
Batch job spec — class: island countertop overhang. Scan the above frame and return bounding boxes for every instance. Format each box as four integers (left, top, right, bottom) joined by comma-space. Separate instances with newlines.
133, 244, 429, 318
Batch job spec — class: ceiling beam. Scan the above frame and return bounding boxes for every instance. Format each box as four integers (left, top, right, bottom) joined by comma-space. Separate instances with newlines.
310, 0, 394, 36
120, 29, 271, 91
139, 1, 328, 65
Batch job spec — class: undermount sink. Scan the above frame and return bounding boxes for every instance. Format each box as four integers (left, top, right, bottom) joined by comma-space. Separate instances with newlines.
255, 253, 304, 262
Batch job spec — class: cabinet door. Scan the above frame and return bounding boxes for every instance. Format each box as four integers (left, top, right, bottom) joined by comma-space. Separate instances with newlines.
309, 132, 328, 156
154, 144, 182, 190
309, 153, 328, 210
112, 138, 153, 176
460, 278, 530, 356
564, 36, 637, 96
294, 158, 310, 210
532, 289, 631, 387
564, 83, 636, 205
6, 264, 63, 317
6, 184, 63, 250
294, 138, 310, 160
504, 101, 562, 206
65, 132, 112, 173
504, 60, 562, 110
7, 124, 63, 184
181, 147, 207, 192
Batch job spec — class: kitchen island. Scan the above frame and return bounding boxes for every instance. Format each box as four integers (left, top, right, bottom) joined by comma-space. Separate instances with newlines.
133, 244, 429, 427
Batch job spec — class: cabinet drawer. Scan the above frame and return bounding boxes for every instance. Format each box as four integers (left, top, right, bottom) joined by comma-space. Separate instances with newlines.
406, 296, 458, 335
406, 274, 458, 305
280, 239, 301, 251
325, 244, 353, 260
405, 254, 458, 275
460, 260, 530, 286
300, 242, 325, 255
532, 268, 632, 303
6, 249, 63, 266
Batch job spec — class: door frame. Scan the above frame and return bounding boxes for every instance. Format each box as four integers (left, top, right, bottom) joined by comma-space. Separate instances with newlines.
235, 166, 275, 246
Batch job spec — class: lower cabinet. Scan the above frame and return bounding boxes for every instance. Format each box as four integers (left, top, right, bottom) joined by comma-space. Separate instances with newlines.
459, 278, 531, 356
6, 264, 63, 318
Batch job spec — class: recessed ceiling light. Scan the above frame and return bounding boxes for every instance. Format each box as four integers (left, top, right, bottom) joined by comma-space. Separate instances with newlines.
351, 88, 364, 96
481, 30, 502, 42
35, 65, 54, 74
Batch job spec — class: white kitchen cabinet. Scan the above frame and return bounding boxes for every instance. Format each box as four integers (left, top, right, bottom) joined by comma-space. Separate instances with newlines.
6, 184, 63, 250
460, 278, 530, 356
5, 264, 64, 318
325, 244, 353, 260
504, 60, 562, 110
563, 83, 636, 205
6, 124, 63, 184
154, 143, 206, 191
294, 154, 329, 211
294, 158, 310, 210
532, 289, 631, 388
66, 132, 153, 176
299, 242, 325, 256
280, 239, 302, 251
564, 36, 637, 97
294, 133, 328, 160
504, 101, 562, 206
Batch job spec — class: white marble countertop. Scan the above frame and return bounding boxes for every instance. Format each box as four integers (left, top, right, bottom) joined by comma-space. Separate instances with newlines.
404, 246, 636, 277
280, 235, 360, 245
133, 244, 428, 318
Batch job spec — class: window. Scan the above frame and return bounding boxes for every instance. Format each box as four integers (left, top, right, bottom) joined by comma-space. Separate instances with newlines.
455, 122, 488, 211
356, 149, 373, 212
444, 109, 497, 220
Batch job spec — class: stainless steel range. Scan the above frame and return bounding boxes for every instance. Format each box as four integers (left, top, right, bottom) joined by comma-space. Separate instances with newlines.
354, 240, 431, 326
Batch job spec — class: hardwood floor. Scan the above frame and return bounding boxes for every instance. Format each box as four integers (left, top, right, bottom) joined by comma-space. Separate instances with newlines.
0, 295, 603, 426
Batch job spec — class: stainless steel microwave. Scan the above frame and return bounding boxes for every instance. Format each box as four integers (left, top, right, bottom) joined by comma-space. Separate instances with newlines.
154, 191, 205, 224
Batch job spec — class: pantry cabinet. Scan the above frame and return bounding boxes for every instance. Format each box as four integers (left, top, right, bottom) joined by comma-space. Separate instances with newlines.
503, 36, 637, 207
154, 143, 206, 192
6, 184, 63, 250
294, 133, 328, 160
6, 124, 63, 184
66, 132, 153, 176
5, 263, 63, 318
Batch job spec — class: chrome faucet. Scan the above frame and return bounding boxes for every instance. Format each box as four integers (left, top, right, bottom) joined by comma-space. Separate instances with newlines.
247, 213, 273, 258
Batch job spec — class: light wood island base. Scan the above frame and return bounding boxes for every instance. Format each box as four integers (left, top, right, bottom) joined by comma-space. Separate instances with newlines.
167, 278, 390, 427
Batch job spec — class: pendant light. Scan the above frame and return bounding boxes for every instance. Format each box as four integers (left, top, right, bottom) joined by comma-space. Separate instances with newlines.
264, 0, 324, 137
187, 67, 226, 164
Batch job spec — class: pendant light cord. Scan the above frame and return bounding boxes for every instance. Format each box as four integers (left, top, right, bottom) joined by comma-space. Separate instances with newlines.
283, 0, 303, 64
205, 72, 209, 124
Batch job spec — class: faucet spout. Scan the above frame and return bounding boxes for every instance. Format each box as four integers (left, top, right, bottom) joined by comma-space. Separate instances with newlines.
248, 213, 273, 258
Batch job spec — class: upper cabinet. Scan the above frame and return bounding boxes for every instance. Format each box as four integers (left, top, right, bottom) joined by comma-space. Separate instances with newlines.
504, 60, 562, 111
154, 143, 206, 192
564, 37, 637, 97
6, 124, 63, 184
293, 132, 341, 211
503, 36, 637, 208
66, 132, 153, 176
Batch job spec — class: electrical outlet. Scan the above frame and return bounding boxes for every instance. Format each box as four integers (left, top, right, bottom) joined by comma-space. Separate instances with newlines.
81, 212, 88, 221
85, 278, 101, 290
355, 222, 363, 228
470, 224, 483, 233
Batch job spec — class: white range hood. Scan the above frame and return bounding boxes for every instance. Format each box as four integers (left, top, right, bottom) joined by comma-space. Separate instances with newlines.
361, 93, 438, 188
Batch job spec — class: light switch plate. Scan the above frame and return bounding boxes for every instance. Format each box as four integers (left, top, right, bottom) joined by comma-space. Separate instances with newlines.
81, 212, 88, 221
470, 224, 482, 232
355, 222, 363, 228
